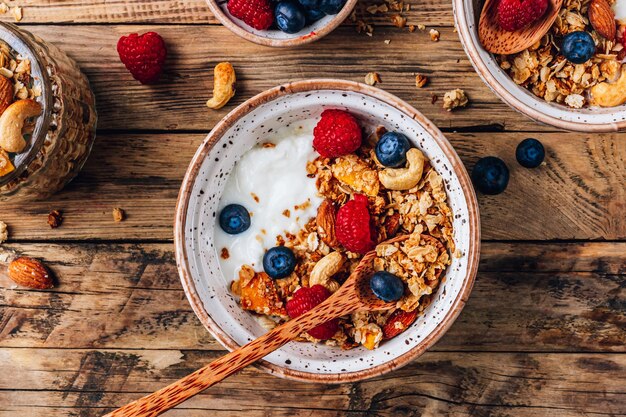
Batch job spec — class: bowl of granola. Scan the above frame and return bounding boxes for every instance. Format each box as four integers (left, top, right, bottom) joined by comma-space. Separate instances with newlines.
206, 0, 357, 47
175, 79, 480, 382
454, 0, 626, 131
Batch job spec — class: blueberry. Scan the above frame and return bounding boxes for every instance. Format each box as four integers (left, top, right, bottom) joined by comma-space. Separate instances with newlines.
516, 138, 545, 168
471, 156, 509, 195
219, 204, 251, 234
275, 1, 306, 34
369, 271, 404, 302
375, 132, 412, 168
297, 0, 321, 8
304, 7, 326, 24
561, 31, 595, 64
318, 0, 346, 14
263, 246, 297, 279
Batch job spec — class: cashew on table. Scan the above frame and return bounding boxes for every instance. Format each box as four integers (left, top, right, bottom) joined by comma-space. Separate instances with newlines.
206, 62, 236, 110
0, 99, 42, 153
309, 251, 345, 293
378, 148, 426, 191
589, 65, 626, 107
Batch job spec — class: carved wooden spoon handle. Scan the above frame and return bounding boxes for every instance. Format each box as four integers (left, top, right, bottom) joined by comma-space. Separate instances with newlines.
104, 294, 358, 417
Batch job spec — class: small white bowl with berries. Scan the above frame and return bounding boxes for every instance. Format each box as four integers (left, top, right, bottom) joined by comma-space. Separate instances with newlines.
175, 79, 480, 383
206, 0, 357, 47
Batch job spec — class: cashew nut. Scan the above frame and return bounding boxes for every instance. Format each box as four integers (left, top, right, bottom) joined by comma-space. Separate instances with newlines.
0, 99, 41, 153
378, 148, 425, 191
206, 62, 236, 110
309, 251, 344, 293
589, 64, 626, 107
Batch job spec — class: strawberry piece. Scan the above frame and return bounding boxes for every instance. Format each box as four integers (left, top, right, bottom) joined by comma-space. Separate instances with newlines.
313, 109, 363, 158
227, 0, 274, 31
286, 285, 339, 340
117, 32, 167, 84
382, 309, 419, 339
335, 194, 375, 254
496, 0, 548, 32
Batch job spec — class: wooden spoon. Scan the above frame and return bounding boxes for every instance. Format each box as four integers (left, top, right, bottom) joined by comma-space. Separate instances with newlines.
105, 236, 407, 417
478, 0, 563, 54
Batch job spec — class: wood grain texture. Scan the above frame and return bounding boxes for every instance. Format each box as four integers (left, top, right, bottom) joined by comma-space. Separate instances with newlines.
0, 349, 623, 416
1, 0, 453, 25
1, 242, 623, 352
0, 132, 623, 241
9, 24, 563, 133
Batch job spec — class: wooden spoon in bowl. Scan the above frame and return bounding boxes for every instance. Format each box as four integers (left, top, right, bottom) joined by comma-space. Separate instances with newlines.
478, 0, 563, 54
104, 236, 408, 417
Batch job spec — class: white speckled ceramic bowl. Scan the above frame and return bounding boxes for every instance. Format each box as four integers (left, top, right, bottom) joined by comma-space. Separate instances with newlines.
206, 0, 357, 47
175, 79, 480, 383
454, 0, 626, 132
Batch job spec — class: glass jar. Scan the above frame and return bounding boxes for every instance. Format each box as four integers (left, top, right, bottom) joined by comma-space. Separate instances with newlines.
0, 22, 96, 201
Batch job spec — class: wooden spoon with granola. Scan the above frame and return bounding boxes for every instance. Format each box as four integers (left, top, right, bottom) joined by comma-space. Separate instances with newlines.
479, 0, 563, 54
105, 236, 407, 417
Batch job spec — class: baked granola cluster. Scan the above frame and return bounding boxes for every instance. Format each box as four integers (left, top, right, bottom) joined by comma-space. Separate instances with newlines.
496, 0, 625, 108
230, 125, 457, 350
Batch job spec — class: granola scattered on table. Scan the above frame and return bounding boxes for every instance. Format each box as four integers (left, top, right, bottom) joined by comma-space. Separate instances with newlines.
225, 110, 458, 350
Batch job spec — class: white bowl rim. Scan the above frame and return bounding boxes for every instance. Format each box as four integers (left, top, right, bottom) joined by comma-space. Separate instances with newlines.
205, 0, 358, 47
453, 0, 626, 132
174, 78, 481, 383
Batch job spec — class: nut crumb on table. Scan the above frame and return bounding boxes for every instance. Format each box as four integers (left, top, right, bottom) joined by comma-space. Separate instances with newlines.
365, 72, 382, 86
443, 89, 469, 111
48, 210, 63, 228
112, 208, 125, 222
0, 220, 7, 244
415, 74, 428, 88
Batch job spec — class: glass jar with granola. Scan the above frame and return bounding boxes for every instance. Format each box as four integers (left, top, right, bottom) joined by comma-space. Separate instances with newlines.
0, 22, 96, 201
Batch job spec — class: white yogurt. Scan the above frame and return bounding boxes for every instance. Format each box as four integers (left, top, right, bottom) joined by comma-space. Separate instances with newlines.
614, 0, 626, 24
214, 119, 322, 282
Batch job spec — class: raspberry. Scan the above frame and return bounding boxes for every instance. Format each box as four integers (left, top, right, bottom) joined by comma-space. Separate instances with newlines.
227, 0, 274, 31
335, 194, 375, 254
286, 285, 339, 340
313, 109, 362, 158
117, 32, 167, 85
496, 0, 548, 32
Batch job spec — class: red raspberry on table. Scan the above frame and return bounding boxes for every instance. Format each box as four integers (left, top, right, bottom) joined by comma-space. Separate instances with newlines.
117, 32, 167, 85
496, 0, 548, 32
335, 194, 375, 255
227, 0, 274, 31
313, 109, 363, 158
286, 284, 339, 340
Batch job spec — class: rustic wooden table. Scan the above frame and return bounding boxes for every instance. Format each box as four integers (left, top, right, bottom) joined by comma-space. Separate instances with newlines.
0, 1, 624, 415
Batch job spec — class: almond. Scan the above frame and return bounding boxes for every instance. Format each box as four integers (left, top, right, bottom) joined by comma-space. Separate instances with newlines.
316, 199, 339, 248
589, 0, 616, 41
384, 212, 401, 238
0, 75, 13, 116
382, 309, 419, 339
8, 257, 54, 289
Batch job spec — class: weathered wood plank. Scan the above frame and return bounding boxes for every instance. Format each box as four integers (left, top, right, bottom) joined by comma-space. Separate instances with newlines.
3, 0, 454, 25
1, 131, 623, 241
0, 242, 624, 351
18, 25, 562, 132
0, 349, 624, 416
